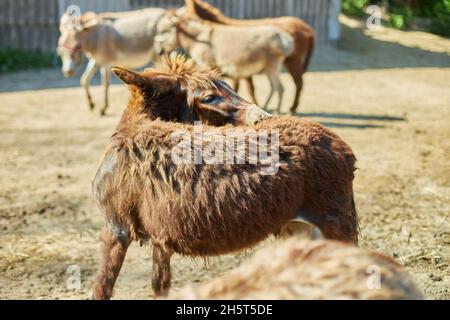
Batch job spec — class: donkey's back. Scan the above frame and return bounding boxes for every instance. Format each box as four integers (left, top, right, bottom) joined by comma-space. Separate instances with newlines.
210, 25, 294, 78
92, 8, 166, 67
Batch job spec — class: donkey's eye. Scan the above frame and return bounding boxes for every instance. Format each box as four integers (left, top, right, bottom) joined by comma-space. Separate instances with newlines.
201, 95, 222, 104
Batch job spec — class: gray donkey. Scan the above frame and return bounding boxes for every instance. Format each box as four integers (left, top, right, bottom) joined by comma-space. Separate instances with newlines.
57, 8, 165, 115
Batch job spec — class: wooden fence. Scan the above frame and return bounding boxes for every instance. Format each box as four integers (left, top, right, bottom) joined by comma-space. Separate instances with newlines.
0, 0, 341, 52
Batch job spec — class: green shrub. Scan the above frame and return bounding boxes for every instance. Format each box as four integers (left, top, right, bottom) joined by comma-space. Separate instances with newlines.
431, 0, 450, 37
415, 0, 437, 17
0, 48, 60, 74
389, 5, 413, 30
342, 0, 369, 17
342, 0, 450, 38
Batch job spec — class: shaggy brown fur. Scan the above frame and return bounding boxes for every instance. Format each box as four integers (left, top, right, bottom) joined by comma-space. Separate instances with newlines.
91, 57, 358, 299
184, 0, 315, 114
170, 238, 424, 300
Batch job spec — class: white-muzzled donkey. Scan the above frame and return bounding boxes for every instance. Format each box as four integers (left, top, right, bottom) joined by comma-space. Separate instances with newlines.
57, 8, 166, 115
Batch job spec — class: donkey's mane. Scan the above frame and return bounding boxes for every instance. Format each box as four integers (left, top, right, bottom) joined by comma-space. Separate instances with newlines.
150, 55, 222, 90
185, 0, 228, 24
121, 55, 223, 122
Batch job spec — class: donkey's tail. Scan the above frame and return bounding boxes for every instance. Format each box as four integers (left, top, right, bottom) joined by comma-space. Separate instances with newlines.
271, 31, 295, 57
302, 32, 315, 73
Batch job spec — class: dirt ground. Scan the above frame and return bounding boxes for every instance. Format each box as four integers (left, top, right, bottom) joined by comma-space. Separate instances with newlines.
0, 16, 449, 300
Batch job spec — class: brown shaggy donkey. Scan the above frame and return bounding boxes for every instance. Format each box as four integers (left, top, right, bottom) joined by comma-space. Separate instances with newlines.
171, 237, 424, 300
183, 0, 315, 114
91, 58, 358, 299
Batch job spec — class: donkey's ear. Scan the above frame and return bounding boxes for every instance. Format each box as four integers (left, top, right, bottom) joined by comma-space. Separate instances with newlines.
80, 12, 99, 31
112, 67, 145, 86
145, 73, 180, 93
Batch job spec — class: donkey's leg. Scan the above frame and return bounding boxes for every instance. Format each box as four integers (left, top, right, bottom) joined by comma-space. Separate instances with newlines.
290, 77, 303, 115
274, 76, 285, 114
284, 55, 306, 115
100, 66, 111, 116
151, 243, 173, 297
264, 57, 285, 112
80, 59, 99, 111
91, 223, 130, 300
245, 77, 258, 104
263, 75, 275, 111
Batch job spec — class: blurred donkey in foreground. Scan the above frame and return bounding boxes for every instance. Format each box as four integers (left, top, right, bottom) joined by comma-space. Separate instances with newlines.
171, 237, 424, 300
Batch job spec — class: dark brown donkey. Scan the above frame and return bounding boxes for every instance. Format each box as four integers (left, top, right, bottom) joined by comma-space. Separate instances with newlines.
91, 57, 358, 299
183, 0, 315, 114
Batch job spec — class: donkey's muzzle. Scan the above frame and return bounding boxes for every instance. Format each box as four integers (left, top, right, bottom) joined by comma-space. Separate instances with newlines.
245, 105, 273, 125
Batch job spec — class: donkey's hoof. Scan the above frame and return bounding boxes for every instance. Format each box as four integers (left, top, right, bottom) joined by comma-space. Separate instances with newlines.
89, 103, 95, 111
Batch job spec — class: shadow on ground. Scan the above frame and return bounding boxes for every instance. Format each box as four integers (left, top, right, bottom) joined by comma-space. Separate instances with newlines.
310, 17, 450, 72
293, 111, 406, 129
300, 112, 406, 121
0, 59, 125, 93
318, 122, 385, 129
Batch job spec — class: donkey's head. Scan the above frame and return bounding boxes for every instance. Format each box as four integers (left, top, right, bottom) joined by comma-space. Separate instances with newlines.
154, 11, 211, 56
112, 56, 270, 126
57, 11, 99, 78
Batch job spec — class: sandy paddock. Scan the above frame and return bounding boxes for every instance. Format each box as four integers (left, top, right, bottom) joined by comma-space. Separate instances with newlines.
0, 17, 448, 299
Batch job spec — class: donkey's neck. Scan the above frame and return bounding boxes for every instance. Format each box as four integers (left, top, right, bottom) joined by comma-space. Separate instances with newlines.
118, 89, 151, 129
81, 27, 101, 56
178, 22, 211, 51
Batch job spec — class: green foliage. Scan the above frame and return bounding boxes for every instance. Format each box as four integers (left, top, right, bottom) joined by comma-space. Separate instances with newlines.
389, 6, 413, 30
0, 49, 60, 74
342, 0, 449, 37
342, 0, 370, 17
430, 0, 450, 37
415, 0, 438, 17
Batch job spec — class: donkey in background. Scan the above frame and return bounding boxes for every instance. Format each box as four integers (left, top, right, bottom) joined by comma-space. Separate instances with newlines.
154, 12, 294, 114
57, 8, 165, 115
184, 0, 315, 115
